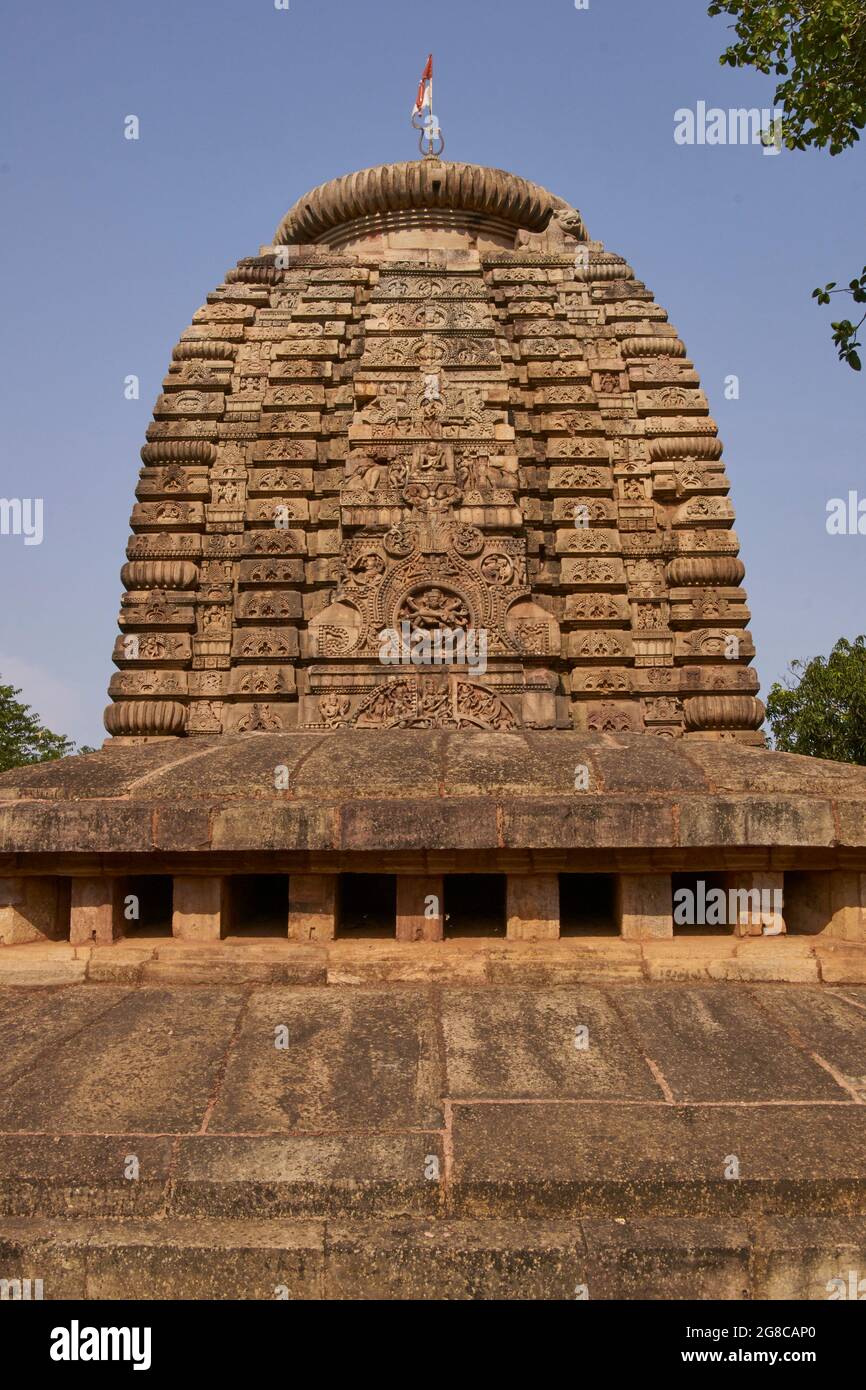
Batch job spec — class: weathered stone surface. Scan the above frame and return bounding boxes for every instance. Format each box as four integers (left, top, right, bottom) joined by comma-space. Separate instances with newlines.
172, 875, 225, 941
612, 984, 841, 1101
578, 1217, 751, 1300
0, 1135, 174, 1218
506, 873, 559, 941
0, 987, 245, 1132
757, 987, 866, 1094
0, 985, 131, 1084
440, 986, 660, 1099
6, 1213, 866, 1300
396, 875, 443, 942
617, 873, 673, 941
678, 796, 837, 849
1, 734, 865, 868
4, 1211, 864, 1300
288, 874, 336, 942
209, 987, 443, 1132
82, 1218, 324, 1300
70, 877, 126, 946
0, 935, 862, 986
323, 1217, 588, 1301
449, 1102, 866, 1217
0, 876, 67, 944
711, 941, 821, 984
326, 940, 489, 986
168, 1133, 442, 1217
0, 981, 864, 1298
340, 797, 500, 852
748, 1216, 866, 1300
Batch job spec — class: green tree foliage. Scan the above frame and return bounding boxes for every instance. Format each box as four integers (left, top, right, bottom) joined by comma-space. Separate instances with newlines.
708, 0, 866, 368
0, 681, 91, 772
765, 636, 866, 763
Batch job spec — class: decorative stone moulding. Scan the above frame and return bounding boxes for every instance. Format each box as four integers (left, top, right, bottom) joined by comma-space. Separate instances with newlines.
580, 259, 635, 282
621, 337, 687, 358
274, 160, 581, 245
225, 261, 286, 286
140, 441, 218, 466
103, 700, 188, 737
667, 557, 746, 587
683, 695, 765, 732
120, 561, 199, 591
650, 436, 723, 463
172, 341, 236, 361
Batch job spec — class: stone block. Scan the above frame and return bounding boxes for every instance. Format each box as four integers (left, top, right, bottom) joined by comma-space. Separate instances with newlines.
289, 874, 337, 942
0, 877, 68, 945
826, 871, 866, 942
616, 874, 672, 940
172, 876, 226, 942
69, 878, 125, 946
396, 876, 443, 942
506, 874, 560, 941
724, 871, 785, 937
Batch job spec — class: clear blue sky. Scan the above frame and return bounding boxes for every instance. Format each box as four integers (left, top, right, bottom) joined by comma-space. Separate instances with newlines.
1, 0, 863, 746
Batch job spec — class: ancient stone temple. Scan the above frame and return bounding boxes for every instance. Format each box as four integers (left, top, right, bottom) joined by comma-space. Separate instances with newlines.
2, 156, 866, 952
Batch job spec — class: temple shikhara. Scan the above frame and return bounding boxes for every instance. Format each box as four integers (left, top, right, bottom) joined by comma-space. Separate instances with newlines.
106, 159, 763, 744
2, 155, 866, 949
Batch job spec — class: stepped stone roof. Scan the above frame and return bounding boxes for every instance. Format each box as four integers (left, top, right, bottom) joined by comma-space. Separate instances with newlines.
1, 732, 864, 859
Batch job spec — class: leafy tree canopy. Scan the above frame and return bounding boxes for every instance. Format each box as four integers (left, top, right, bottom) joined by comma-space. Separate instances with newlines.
0, 681, 92, 772
709, 0, 866, 368
765, 635, 866, 763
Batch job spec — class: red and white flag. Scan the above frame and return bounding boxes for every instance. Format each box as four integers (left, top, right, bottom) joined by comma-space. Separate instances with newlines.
412, 54, 433, 117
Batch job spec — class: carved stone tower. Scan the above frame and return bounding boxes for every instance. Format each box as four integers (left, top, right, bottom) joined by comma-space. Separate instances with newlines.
104, 159, 764, 744
6, 156, 865, 955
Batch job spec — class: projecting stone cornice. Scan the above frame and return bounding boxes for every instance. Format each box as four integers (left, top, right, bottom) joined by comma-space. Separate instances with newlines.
0, 733, 864, 860
273, 159, 586, 246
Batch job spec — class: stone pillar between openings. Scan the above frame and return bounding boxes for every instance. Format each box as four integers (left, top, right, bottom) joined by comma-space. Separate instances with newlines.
172, 876, 226, 942
616, 874, 673, 940
396, 875, 444, 942
785, 871, 866, 941
824, 871, 866, 941
70, 878, 125, 945
506, 874, 560, 941
724, 871, 785, 937
0, 877, 69, 945
289, 874, 337, 942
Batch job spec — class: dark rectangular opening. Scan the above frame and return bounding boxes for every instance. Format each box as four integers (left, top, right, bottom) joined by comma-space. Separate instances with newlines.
228, 875, 289, 936
559, 874, 616, 935
338, 874, 396, 938
671, 872, 731, 935
54, 878, 71, 941
444, 874, 506, 937
124, 876, 172, 936
783, 871, 825, 935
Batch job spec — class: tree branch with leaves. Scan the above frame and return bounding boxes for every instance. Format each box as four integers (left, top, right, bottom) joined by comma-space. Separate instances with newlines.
765, 636, 866, 763
708, 0, 866, 369
0, 681, 93, 772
